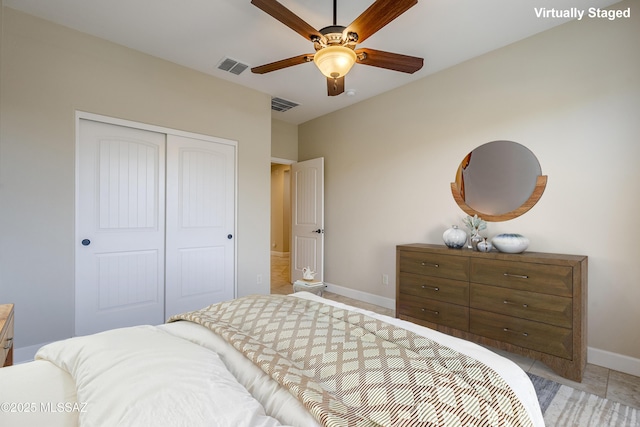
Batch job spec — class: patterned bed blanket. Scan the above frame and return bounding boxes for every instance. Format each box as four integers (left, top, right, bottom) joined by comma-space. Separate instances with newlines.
169, 295, 533, 427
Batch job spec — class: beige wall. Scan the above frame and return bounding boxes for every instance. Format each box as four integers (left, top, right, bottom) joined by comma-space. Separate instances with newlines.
0, 8, 272, 351
300, 3, 640, 371
271, 118, 298, 160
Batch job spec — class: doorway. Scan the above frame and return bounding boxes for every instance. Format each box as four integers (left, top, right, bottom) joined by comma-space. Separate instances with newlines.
270, 162, 292, 294
270, 158, 325, 293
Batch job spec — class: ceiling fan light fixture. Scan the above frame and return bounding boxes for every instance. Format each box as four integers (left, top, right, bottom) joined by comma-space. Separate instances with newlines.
313, 46, 357, 79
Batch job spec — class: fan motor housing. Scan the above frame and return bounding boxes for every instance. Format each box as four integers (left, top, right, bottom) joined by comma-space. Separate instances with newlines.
315, 25, 357, 48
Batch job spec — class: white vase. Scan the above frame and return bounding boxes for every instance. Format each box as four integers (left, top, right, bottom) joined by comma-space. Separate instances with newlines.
492, 233, 530, 253
477, 238, 493, 252
470, 232, 483, 250
443, 225, 467, 249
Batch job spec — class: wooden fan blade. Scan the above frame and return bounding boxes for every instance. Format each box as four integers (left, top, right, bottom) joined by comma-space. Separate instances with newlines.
251, 0, 323, 42
251, 54, 313, 74
327, 76, 345, 96
346, 0, 417, 43
356, 48, 423, 74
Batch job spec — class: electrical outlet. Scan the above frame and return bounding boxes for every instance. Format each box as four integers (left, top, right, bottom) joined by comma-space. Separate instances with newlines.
382, 274, 389, 286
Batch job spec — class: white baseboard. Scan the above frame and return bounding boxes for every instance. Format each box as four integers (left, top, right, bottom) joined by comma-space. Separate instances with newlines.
588, 347, 640, 377
324, 281, 395, 311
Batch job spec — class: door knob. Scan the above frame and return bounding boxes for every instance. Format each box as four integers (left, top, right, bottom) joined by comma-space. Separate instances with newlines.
313, 229, 324, 234
81, 239, 91, 246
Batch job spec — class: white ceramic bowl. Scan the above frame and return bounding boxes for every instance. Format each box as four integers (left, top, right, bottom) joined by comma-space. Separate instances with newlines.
492, 233, 529, 253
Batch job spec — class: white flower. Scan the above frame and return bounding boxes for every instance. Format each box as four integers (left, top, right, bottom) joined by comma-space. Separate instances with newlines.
462, 214, 486, 233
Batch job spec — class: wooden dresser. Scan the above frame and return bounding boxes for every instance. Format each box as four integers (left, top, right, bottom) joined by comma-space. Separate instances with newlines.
1, 304, 15, 367
396, 244, 587, 381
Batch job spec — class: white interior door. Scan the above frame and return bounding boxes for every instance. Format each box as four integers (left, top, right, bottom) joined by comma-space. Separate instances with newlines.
291, 158, 324, 283
76, 119, 166, 336
164, 135, 236, 317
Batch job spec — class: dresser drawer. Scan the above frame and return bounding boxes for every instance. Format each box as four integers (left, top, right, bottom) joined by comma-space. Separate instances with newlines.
470, 258, 572, 297
470, 309, 572, 359
470, 283, 572, 328
1, 312, 14, 367
399, 250, 469, 281
399, 272, 469, 305
398, 294, 469, 331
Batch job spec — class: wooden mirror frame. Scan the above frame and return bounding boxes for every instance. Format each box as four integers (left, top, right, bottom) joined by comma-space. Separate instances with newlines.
450, 175, 547, 222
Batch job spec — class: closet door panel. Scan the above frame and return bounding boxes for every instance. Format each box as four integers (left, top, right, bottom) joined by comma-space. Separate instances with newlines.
76, 119, 166, 336
165, 135, 236, 317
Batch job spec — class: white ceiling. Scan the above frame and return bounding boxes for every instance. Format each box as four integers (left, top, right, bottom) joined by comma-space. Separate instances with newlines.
5, 0, 621, 124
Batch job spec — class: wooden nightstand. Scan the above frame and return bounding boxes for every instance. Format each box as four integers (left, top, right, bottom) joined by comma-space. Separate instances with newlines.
1, 304, 14, 367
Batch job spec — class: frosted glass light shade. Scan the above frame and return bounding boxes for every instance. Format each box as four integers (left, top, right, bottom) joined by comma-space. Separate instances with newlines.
313, 46, 357, 78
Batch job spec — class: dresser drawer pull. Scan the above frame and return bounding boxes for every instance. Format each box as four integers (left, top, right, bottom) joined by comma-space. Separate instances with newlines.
503, 300, 529, 308
3, 337, 12, 350
503, 328, 528, 337
421, 308, 440, 315
503, 273, 529, 279
421, 262, 439, 268
421, 285, 440, 291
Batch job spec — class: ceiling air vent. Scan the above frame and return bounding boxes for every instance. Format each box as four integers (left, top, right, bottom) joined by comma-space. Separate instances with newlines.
217, 57, 249, 75
271, 97, 299, 112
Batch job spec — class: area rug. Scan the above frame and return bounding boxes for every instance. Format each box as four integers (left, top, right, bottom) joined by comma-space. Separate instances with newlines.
527, 373, 639, 427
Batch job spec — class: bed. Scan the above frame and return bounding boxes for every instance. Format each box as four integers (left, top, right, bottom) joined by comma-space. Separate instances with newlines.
0, 292, 544, 426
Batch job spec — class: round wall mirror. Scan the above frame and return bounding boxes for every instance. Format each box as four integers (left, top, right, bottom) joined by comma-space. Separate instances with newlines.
450, 141, 547, 222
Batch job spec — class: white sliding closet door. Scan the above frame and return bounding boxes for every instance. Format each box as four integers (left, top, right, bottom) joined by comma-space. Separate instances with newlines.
165, 135, 236, 317
76, 119, 166, 336
76, 116, 236, 336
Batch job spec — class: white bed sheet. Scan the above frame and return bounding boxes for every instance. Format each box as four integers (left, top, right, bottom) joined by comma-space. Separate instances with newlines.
0, 360, 79, 427
34, 325, 288, 427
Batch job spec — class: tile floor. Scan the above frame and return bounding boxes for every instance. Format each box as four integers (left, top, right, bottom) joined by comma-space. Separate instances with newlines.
271, 253, 640, 409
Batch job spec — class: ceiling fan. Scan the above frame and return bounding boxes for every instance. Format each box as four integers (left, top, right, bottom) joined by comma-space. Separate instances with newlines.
250, 0, 424, 96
